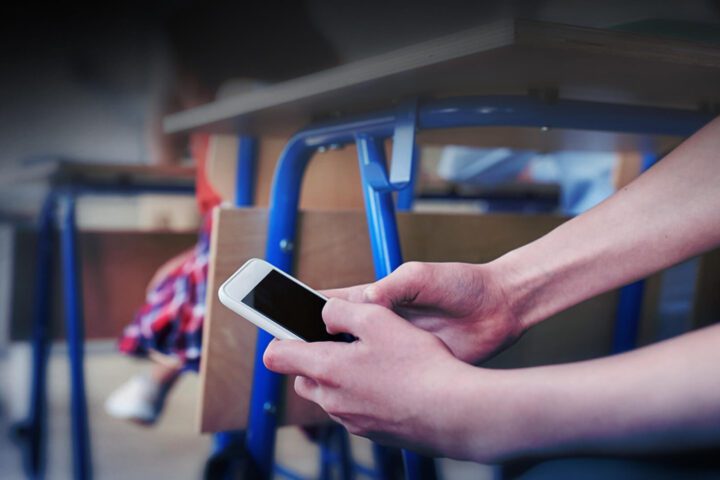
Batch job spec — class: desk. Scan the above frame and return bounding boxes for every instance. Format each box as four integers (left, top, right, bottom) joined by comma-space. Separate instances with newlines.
165, 18, 720, 135
164, 18, 720, 480
0, 159, 195, 191
4, 159, 195, 480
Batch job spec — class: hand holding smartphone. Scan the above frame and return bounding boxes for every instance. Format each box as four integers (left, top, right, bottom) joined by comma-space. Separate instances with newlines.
219, 258, 353, 342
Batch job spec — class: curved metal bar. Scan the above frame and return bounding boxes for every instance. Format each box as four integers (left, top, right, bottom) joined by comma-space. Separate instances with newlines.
418, 96, 712, 135
356, 134, 437, 479
284, 95, 712, 151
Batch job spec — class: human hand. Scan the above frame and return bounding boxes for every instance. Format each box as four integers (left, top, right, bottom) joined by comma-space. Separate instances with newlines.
263, 298, 478, 457
327, 262, 523, 364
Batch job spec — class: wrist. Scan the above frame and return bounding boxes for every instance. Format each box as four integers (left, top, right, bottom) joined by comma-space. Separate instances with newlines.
486, 250, 551, 331
455, 365, 581, 463
448, 366, 545, 462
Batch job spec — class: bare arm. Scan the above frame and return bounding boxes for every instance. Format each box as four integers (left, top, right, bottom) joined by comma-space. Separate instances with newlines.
457, 323, 720, 462
265, 300, 720, 462
347, 117, 720, 363
497, 116, 720, 330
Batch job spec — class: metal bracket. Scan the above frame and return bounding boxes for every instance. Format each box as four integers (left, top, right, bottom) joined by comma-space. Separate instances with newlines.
361, 99, 418, 192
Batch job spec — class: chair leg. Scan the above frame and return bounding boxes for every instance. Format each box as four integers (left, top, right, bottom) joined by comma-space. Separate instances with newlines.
15, 194, 56, 480
60, 193, 92, 480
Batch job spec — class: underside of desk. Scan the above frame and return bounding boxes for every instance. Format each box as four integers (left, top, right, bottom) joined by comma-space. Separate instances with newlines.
165, 19, 720, 136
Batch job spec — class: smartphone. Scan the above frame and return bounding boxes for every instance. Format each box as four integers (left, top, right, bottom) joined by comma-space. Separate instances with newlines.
219, 258, 353, 342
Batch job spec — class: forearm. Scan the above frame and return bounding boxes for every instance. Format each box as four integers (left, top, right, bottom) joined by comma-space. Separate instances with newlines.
454, 324, 720, 462
492, 117, 720, 329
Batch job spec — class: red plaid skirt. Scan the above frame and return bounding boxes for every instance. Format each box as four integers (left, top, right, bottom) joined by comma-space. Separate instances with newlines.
118, 215, 212, 371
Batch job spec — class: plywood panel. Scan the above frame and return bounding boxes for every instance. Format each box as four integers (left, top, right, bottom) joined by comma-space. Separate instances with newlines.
0, 161, 195, 188
201, 208, 627, 433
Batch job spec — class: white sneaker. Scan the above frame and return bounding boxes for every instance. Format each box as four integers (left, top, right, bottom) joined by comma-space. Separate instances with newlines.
104, 375, 164, 425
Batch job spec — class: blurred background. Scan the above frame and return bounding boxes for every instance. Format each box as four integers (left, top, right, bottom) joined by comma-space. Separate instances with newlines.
1, 1, 720, 479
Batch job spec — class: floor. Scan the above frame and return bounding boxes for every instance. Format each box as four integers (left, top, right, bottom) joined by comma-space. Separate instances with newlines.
0, 341, 495, 480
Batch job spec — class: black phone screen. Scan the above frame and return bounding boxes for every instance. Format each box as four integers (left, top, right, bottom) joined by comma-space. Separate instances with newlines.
241, 270, 352, 342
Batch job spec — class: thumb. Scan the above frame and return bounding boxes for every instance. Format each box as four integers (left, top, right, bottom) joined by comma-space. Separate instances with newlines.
363, 262, 431, 308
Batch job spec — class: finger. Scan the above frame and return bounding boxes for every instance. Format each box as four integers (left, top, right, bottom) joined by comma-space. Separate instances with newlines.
322, 297, 378, 336
263, 339, 341, 383
321, 284, 371, 303
294, 376, 320, 403
323, 297, 365, 335
363, 262, 435, 308
323, 297, 403, 337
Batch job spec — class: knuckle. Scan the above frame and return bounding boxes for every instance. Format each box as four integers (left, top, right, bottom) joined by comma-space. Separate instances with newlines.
422, 330, 452, 352
323, 297, 343, 318
400, 261, 428, 278
345, 423, 363, 436
366, 302, 387, 316
358, 304, 383, 326
293, 377, 305, 396
320, 395, 340, 416
312, 361, 335, 385
293, 377, 311, 399
372, 302, 397, 322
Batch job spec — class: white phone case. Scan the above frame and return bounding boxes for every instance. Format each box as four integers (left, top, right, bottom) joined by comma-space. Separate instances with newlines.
218, 258, 327, 341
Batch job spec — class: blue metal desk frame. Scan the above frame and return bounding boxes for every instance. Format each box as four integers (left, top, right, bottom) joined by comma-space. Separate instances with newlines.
244, 94, 713, 480
19, 181, 195, 480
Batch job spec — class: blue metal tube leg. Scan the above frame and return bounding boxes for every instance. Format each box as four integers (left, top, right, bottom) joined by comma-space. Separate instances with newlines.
318, 426, 354, 480
356, 135, 437, 480
612, 281, 646, 353
356, 135, 404, 273
22, 193, 56, 479
236, 136, 258, 206
60, 193, 92, 480
246, 138, 315, 478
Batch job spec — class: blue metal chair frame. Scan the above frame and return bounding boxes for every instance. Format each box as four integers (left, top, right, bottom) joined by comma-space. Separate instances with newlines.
245, 94, 713, 480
